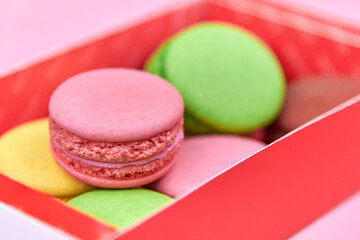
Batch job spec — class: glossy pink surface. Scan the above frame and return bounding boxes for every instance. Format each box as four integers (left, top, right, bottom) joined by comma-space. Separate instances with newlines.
49, 68, 184, 142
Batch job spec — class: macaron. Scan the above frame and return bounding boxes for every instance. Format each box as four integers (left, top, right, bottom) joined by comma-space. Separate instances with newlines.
145, 22, 285, 135
0, 118, 94, 197
49, 68, 184, 188
67, 189, 172, 229
268, 76, 360, 141
150, 135, 266, 198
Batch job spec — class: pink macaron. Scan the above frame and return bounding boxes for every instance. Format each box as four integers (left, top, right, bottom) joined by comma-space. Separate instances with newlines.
48, 68, 184, 188
150, 135, 266, 198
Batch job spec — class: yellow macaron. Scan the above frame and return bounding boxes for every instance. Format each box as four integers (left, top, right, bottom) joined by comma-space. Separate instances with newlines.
0, 118, 95, 197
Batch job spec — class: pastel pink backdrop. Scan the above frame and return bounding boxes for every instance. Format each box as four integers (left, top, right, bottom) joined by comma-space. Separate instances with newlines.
0, 0, 196, 76
291, 191, 360, 240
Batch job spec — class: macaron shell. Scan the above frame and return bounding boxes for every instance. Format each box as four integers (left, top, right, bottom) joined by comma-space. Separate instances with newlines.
49, 68, 184, 142
146, 30, 209, 135
183, 113, 214, 135
150, 135, 266, 198
67, 189, 173, 229
146, 22, 285, 133
185, 113, 267, 142
145, 40, 170, 79
278, 77, 360, 132
0, 118, 95, 197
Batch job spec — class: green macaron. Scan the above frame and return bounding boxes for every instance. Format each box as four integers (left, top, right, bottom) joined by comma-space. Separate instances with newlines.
67, 189, 172, 229
146, 22, 285, 135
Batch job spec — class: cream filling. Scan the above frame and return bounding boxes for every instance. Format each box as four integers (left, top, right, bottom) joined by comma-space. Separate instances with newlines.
53, 130, 183, 168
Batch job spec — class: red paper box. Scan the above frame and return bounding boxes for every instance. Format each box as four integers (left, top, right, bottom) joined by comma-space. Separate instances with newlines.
1, 0, 360, 239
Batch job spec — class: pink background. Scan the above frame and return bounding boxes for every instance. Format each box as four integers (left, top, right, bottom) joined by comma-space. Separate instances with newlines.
1, 0, 359, 76
0, 0, 195, 76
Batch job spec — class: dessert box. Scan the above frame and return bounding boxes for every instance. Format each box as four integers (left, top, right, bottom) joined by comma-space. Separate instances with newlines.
1, 0, 360, 239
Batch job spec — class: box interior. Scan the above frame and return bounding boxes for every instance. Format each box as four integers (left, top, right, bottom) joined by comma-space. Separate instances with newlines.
1, 0, 360, 239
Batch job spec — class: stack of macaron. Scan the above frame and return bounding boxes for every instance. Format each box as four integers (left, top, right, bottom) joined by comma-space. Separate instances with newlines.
1, 21, 358, 230
48, 68, 185, 189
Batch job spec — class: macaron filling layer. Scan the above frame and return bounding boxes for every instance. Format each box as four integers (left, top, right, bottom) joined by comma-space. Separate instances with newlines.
49, 117, 184, 184
50, 130, 183, 181
51, 130, 183, 169
49, 117, 183, 163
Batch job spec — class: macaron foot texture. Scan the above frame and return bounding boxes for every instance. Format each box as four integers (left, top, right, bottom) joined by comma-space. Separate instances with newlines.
48, 117, 183, 163
50, 136, 182, 188
146, 22, 285, 134
48, 68, 184, 188
67, 189, 172, 229
150, 135, 266, 198
0, 118, 95, 197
